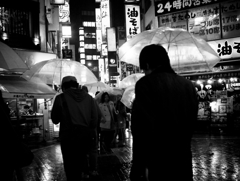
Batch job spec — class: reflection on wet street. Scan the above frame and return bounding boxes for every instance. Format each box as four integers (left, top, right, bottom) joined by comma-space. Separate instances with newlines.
192, 135, 240, 181
21, 132, 240, 181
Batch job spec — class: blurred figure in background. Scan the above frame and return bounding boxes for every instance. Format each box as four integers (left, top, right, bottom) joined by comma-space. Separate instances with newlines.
114, 95, 127, 147
98, 92, 118, 152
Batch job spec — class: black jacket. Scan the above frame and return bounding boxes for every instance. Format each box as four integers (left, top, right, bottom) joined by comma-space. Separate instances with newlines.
131, 66, 198, 181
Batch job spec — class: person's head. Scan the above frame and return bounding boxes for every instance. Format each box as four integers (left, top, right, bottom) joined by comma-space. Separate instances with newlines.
139, 44, 172, 75
101, 92, 110, 103
81, 85, 88, 93
61, 76, 79, 92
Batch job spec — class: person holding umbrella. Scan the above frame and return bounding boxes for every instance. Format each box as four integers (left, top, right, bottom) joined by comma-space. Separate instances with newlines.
129, 44, 198, 181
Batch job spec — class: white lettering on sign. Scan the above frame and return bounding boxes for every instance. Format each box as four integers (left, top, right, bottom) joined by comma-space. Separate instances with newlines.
155, 0, 220, 15
101, 0, 110, 42
59, 1, 70, 23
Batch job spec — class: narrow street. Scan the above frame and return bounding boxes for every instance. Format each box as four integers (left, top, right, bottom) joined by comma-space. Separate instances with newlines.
19, 131, 240, 181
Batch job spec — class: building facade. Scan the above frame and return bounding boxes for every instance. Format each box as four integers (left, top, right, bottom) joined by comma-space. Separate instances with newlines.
138, 0, 240, 134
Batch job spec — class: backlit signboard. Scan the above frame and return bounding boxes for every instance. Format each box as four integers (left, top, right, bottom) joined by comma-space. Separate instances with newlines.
95, 8, 102, 52
59, 0, 70, 23
101, 0, 111, 43
50, 0, 65, 5
208, 37, 240, 60
107, 27, 117, 52
154, 0, 224, 16
125, 5, 141, 40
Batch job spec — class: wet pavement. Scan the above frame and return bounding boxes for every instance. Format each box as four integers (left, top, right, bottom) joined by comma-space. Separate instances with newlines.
20, 131, 240, 181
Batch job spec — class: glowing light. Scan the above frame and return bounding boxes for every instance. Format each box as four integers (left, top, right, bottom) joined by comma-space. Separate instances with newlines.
196, 80, 202, 84
218, 79, 223, 83
33, 37, 40, 45
207, 79, 213, 84
87, 63, 92, 67
2, 32, 8, 40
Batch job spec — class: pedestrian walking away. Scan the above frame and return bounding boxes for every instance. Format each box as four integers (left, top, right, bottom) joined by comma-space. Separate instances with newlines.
51, 76, 99, 181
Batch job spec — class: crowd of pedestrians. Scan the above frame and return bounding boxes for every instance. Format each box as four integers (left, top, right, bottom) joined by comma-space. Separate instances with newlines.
2, 43, 198, 181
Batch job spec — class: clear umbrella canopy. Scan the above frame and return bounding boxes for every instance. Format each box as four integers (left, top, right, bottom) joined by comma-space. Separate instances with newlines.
121, 85, 135, 109
21, 59, 98, 86
119, 27, 221, 74
0, 41, 28, 72
119, 73, 144, 89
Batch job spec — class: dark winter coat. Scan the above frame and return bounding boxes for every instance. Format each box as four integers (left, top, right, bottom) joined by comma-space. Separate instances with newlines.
131, 66, 198, 181
51, 88, 99, 139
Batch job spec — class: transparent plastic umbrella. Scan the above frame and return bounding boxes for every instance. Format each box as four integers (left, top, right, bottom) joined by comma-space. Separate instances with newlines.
119, 73, 144, 89
119, 27, 221, 73
84, 81, 112, 93
121, 85, 135, 109
0, 41, 28, 72
94, 87, 124, 104
21, 59, 98, 85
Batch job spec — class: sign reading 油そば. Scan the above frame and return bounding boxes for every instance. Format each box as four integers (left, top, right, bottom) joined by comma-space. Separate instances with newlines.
208, 37, 240, 60
125, 5, 141, 41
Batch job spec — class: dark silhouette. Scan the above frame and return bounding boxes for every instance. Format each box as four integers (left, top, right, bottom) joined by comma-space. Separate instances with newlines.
81, 84, 101, 179
1, 90, 34, 180
51, 76, 99, 181
114, 95, 127, 146
130, 44, 198, 181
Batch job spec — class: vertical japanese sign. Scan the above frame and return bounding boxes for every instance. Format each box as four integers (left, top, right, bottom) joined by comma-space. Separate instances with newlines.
107, 27, 116, 52
95, 8, 102, 52
98, 58, 105, 81
59, 0, 70, 23
125, 5, 141, 41
101, 0, 111, 43
188, 5, 221, 41
221, 0, 240, 39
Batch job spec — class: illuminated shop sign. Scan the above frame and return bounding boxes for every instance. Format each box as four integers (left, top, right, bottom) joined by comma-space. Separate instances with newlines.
158, 0, 240, 41
101, 0, 111, 42
125, 5, 141, 40
107, 27, 117, 52
50, 0, 65, 5
188, 4, 221, 41
154, 0, 224, 16
159, 11, 188, 30
95, 8, 102, 52
221, 0, 240, 39
208, 37, 240, 60
59, 0, 70, 23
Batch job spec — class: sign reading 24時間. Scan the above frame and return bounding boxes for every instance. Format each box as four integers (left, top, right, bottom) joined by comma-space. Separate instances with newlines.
154, 0, 224, 16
